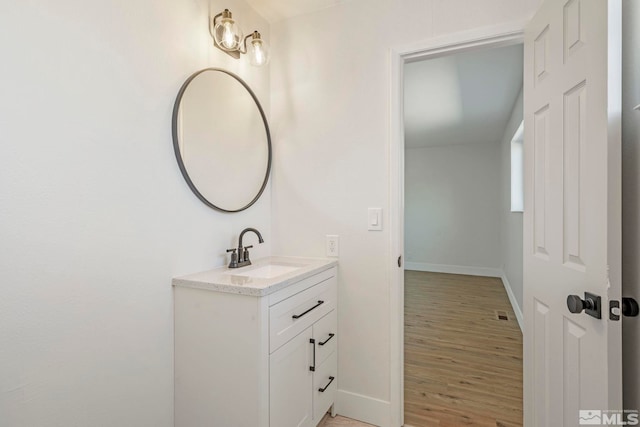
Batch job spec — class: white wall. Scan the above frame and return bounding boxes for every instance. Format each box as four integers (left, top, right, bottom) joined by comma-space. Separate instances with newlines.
500, 88, 524, 311
622, 0, 640, 411
269, 1, 539, 424
0, 1, 271, 425
404, 143, 502, 274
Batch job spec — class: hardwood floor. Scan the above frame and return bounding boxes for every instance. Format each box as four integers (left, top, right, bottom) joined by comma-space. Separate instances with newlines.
318, 414, 374, 426
404, 271, 523, 427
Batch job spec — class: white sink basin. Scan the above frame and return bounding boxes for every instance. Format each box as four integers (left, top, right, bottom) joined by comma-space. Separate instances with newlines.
234, 264, 301, 279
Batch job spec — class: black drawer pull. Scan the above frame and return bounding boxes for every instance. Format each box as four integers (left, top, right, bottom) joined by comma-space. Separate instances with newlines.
309, 339, 316, 372
292, 300, 324, 319
318, 333, 335, 346
318, 376, 335, 393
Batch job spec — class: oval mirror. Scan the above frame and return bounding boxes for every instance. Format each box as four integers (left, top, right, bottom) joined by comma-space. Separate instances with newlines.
172, 68, 271, 212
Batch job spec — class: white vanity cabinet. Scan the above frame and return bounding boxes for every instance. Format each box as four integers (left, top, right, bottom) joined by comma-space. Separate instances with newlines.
173, 258, 337, 427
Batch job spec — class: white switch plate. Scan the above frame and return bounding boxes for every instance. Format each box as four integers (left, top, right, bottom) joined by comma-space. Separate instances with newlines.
326, 235, 339, 257
368, 208, 383, 231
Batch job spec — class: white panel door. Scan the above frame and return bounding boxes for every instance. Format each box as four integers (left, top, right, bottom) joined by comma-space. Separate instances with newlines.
270, 327, 314, 427
523, 0, 622, 426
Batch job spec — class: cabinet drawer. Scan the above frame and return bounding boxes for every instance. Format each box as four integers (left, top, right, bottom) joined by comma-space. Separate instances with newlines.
314, 311, 337, 366
270, 277, 336, 353
313, 352, 337, 423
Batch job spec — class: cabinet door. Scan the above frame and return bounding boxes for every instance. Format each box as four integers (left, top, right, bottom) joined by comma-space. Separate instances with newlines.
313, 352, 337, 423
270, 326, 313, 427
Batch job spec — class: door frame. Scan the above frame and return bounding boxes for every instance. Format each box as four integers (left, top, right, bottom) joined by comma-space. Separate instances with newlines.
388, 21, 527, 426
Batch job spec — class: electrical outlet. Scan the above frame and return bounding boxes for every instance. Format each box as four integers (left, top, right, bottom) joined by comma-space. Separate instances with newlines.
326, 235, 339, 257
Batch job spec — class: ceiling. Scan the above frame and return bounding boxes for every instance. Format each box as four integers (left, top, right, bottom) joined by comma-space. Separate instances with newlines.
245, 0, 345, 22
404, 44, 523, 148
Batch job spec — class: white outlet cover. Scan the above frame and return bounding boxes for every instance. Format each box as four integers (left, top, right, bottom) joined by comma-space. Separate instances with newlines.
326, 235, 339, 257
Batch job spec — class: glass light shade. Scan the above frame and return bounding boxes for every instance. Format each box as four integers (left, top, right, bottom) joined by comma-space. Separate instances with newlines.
214, 17, 243, 51
248, 38, 270, 66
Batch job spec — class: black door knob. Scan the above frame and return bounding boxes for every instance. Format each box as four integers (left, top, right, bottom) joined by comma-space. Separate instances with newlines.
622, 297, 639, 317
567, 295, 595, 313
567, 292, 601, 319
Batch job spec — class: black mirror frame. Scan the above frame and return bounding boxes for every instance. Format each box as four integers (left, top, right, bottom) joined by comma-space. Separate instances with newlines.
171, 68, 272, 213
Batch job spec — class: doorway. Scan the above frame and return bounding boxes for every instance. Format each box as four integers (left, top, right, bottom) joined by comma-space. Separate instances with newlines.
387, 26, 526, 426
401, 42, 525, 425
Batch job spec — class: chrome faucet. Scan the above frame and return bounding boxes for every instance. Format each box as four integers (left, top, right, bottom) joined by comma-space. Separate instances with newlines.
226, 228, 264, 268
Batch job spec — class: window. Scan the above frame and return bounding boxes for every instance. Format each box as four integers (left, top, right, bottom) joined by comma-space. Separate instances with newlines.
511, 120, 524, 212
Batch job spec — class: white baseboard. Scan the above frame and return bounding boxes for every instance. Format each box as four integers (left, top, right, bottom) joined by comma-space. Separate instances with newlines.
335, 389, 391, 427
404, 262, 502, 278
500, 273, 523, 332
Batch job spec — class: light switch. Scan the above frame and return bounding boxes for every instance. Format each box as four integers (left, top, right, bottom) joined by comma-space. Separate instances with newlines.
368, 208, 382, 231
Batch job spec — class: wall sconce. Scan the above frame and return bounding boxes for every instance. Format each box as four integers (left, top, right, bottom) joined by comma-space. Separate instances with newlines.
209, 9, 270, 67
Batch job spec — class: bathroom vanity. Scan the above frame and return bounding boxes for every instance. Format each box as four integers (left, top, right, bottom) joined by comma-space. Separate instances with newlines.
173, 257, 338, 427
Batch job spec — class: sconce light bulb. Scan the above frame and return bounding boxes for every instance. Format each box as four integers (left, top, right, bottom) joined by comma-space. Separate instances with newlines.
249, 38, 270, 67
222, 21, 235, 49
213, 15, 242, 51
253, 41, 264, 64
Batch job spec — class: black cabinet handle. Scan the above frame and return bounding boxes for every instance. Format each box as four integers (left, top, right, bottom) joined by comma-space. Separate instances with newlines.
309, 339, 316, 372
318, 333, 335, 346
318, 376, 335, 393
292, 300, 324, 319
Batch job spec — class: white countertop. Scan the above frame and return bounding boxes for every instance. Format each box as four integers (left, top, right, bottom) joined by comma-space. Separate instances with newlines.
172, 256, 338, 296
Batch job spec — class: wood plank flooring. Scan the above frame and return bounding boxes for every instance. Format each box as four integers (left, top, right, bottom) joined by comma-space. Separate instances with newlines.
318, 414, 374, 426
404, 271, 523, 427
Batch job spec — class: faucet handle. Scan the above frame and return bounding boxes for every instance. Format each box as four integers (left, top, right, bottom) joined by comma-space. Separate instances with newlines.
243, 245, 253, 263
226, 248, 238, 268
